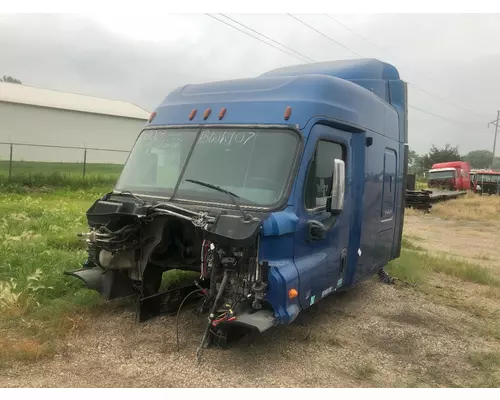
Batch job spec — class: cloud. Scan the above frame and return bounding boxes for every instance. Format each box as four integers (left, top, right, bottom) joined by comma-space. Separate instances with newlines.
1, 13, 499, 155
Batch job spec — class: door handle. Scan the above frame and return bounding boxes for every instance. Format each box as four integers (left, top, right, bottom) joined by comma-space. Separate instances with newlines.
335, 248, 348, 288
307, 220, 326, 242
340, 248, 347, 275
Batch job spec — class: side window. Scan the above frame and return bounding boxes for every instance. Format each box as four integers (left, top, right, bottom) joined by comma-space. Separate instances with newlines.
304, 140, 344, 209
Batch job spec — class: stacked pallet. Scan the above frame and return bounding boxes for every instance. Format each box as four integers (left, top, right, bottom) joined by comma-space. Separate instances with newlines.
405, 190, 432, 212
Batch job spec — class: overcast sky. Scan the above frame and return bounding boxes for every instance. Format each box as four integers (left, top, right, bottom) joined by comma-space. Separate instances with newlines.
1, 13, 500, 155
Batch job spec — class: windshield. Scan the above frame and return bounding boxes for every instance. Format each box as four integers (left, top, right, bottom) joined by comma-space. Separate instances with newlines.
115, 127, 300, 207
428, 170, 456, 180
475, 174, 500, 183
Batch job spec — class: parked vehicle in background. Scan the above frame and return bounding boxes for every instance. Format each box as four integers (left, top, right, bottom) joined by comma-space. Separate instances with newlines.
472, 170, 500, 195
427, 161, 470, 191
427, 167, 458, 191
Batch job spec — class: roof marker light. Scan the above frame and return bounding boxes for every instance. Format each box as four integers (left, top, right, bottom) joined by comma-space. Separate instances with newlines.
218, 107, 227, 120
148, 111, 157, 123
284, 106, 292, 121
204, 108, 211, 120
189, 109, 197, 121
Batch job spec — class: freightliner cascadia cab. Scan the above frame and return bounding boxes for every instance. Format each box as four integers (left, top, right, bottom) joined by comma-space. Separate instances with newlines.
68, 59, 408, 350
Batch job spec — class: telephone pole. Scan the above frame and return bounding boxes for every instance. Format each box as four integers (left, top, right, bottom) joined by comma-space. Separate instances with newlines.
488, 110, 500, 169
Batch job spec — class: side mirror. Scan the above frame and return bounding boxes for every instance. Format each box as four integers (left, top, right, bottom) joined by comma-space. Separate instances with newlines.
326, 159, 345, 214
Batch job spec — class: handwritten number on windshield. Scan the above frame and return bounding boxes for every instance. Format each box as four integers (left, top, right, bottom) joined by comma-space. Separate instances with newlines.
198, 130, 256, 146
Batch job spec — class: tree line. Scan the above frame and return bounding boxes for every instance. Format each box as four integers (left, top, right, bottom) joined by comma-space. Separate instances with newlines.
409, 144, 500, 176
0, 75, 22, 84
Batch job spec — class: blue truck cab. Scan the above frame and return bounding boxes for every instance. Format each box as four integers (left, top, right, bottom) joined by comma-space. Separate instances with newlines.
68, 59, 408, 348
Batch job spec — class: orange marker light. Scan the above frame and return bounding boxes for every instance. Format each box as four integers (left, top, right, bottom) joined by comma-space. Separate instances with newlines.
284, 106, 292, 121
204, 108, 212, 120
218, 107, 227, 120
189, 109, 197, 120
288, 288, 298, 299
148, 111, 157, 123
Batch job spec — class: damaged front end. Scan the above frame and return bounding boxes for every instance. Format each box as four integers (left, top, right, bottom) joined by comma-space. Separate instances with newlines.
65, 192, 276, 351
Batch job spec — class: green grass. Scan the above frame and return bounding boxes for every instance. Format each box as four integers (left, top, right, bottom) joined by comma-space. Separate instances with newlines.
388, 246, 500, 288
0, 160, 124, 176
401, 236, 425, 252
0, 160, 123, 189
0, 186, 200, 362
0, 188, 110, 361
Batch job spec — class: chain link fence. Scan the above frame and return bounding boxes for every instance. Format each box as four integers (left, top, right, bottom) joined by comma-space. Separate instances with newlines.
0, 142, 131, 186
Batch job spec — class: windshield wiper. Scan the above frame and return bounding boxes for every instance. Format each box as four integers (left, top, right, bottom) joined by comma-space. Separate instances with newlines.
185, 179, 255, 221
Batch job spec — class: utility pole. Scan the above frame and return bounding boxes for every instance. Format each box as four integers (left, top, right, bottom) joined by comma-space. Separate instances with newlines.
488, 111, 500, 169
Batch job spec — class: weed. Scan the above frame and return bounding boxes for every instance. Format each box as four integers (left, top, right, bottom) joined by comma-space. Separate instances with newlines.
352, 362, 376, 380
432, 192, 500, 222
0, 269, 53, 317
388, 249, 500, 288
468, 352, 500, 370
402, 236, 425, 251
467, 351, 500, 387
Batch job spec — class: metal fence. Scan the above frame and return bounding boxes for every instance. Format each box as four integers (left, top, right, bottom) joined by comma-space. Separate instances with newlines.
0, 141, 131, 179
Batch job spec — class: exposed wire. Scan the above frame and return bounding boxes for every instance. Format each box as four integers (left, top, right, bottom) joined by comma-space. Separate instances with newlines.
176, 288, 205, 352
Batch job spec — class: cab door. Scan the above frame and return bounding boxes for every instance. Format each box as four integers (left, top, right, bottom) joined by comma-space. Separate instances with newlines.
293, 124, 352, 309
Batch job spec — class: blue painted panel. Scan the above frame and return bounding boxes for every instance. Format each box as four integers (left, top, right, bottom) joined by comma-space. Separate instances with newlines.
149, 73, 399, 138
291, 123, 353, 308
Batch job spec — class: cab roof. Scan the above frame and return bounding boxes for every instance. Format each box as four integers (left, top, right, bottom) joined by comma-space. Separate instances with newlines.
429, 168, 457, 172
260, 58, 400, 81
149, 59, 401, 139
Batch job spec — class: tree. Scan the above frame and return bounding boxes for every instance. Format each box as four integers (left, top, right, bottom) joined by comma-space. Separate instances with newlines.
408, 149, 425, 175
1, 75, 22, 84
463, 149, 500, 169
419, 144, 461, 171
408, 149, 418, 166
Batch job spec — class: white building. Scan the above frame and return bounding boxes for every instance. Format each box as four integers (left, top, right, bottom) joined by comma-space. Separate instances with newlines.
0, 81, 149, 164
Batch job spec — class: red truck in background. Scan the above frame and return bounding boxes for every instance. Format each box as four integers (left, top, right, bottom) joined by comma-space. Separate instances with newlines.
427, 161, 471, 191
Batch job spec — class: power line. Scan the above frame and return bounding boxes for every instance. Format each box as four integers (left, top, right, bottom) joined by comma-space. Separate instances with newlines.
205, 13, 486, 128
323, 14, 436, 83
323, 14, 490, 120
205, 14, 309, 63
286, 14, 363, 58
407, 82, 490, 119
219, 14, 316, 63
409, 105, 482, 127
323, 14, 383, 52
